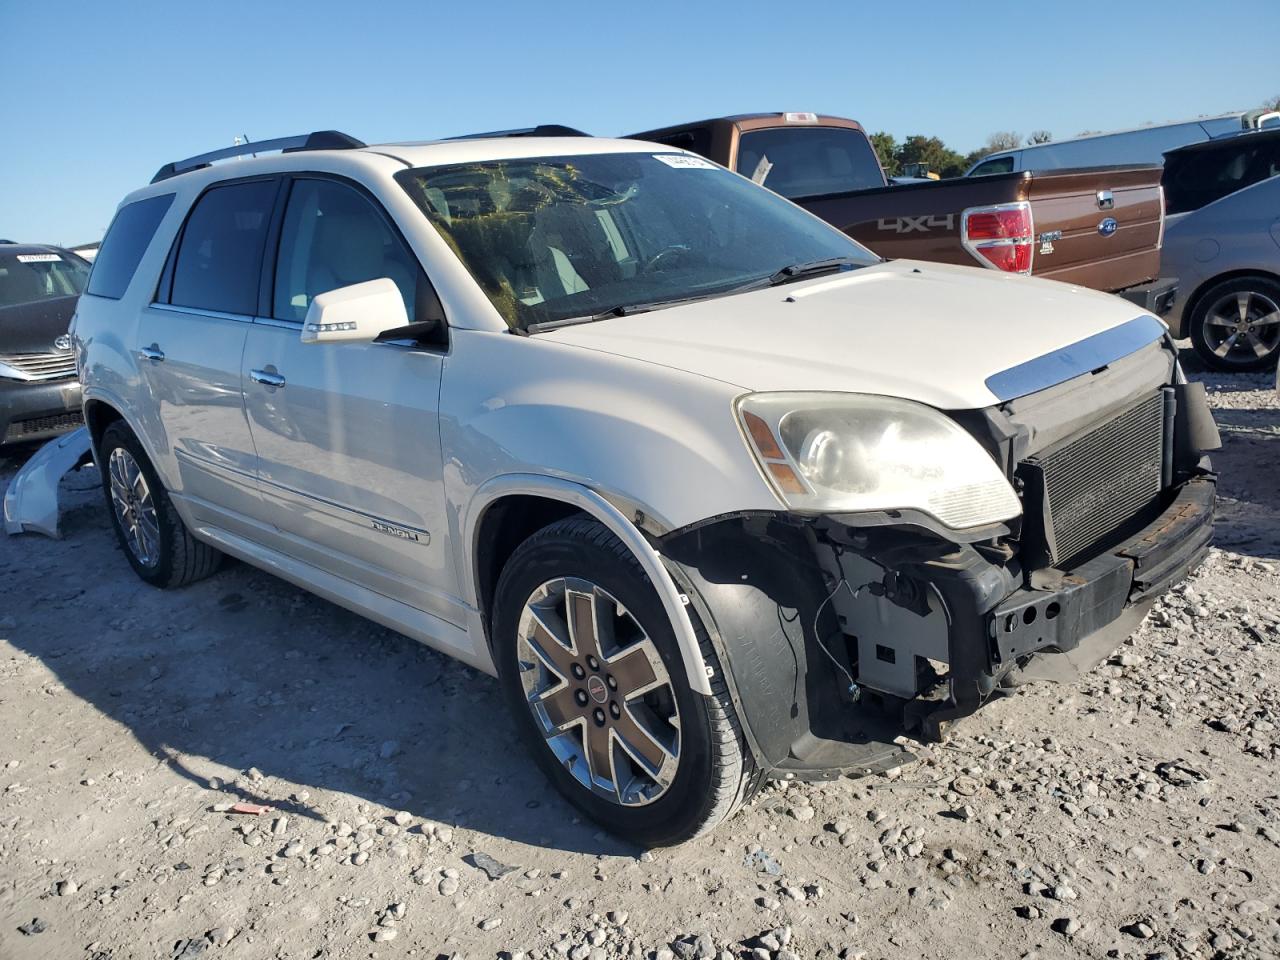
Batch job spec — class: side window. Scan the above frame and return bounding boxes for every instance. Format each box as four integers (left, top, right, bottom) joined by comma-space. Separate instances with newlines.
86, 194, 174, 299
272, 179, 420, 323
170, 180, 277, 316
970, 156, 1015, 176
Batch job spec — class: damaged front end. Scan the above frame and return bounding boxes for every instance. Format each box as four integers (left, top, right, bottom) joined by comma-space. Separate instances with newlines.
659, 337, 1218, 780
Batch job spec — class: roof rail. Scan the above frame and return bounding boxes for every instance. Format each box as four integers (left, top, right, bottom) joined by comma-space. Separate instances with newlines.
445, 124, 591, 141
150, 130, 366, 184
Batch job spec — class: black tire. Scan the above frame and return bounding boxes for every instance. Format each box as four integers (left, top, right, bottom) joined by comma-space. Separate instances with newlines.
1188, 275, 1280, 372
98, 420, 223, 588
493, 515, 759, 846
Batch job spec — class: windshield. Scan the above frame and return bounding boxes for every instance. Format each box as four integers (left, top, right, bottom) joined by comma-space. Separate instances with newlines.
0, 250, 89, 308
399, 152, 876, 330
734, 127, 885, 198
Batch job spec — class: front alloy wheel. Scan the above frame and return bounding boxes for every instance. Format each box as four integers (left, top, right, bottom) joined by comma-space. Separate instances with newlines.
493, 516, 757, 846
516, 577, 680, 806
1191, 278, 1280, 371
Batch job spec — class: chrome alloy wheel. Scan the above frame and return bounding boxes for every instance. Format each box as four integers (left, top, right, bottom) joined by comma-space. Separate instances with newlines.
516, 577, 680, 806
107, 447, 160, 568
1203, 290, 1280, 363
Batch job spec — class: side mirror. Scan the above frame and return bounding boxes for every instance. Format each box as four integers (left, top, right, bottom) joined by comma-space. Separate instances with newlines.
300, 278, 409, 345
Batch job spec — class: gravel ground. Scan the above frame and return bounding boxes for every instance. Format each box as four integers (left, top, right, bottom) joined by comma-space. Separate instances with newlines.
1, 351, 1277, 960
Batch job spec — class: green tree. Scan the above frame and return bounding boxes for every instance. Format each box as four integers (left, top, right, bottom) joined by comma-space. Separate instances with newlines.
894, 135, 967, 179
868, 131, 900, 176
1263, 94, 1280, 112
1026, 130, 1052, 145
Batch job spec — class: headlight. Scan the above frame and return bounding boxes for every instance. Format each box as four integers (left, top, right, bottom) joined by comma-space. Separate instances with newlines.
736, 392, 1021, 531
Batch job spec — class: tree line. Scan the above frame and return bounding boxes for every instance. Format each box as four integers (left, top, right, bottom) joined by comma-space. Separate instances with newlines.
872, 95, 1280, 178
869, 130, 1052, 178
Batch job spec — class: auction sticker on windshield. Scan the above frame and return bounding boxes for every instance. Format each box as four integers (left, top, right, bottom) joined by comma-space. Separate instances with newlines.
16, 254, 62, 263
653, 154, 719, 170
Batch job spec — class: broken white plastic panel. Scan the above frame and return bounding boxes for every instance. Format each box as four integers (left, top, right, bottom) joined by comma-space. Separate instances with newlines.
3, 427, 93, 539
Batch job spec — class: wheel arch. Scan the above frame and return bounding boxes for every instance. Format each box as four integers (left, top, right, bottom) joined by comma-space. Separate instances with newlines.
83, 397, 125, 450
463, 474, 714, 696
1182, 267, 1280, 337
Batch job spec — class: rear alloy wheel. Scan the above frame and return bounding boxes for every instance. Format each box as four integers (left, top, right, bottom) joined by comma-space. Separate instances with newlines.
1190, 277, 1280, 371
98, 420, 223, 588
493, 516, 758, 846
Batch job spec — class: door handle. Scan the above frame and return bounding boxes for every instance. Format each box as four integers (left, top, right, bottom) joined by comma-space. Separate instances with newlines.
139, 345, 165, 363
249, 368, 286, 388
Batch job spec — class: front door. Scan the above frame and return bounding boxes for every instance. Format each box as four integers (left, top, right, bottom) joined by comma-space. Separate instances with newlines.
241, 176, 461, 628
137, 178, 280, 532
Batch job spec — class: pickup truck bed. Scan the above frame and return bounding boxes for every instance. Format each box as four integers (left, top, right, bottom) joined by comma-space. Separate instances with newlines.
630, 114, 1174, 311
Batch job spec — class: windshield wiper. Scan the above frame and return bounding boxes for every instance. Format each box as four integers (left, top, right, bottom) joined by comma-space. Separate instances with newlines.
765, 257, 863, 286
526, 295, 710, 334
524, 258, 865, 334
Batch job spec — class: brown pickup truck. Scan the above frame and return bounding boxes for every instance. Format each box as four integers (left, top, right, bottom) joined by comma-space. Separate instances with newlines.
628, 113, 1177, 313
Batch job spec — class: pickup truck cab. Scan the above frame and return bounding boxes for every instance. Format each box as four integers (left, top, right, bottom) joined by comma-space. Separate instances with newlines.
630, 113, 1177, 315
72, 131, 1217, 846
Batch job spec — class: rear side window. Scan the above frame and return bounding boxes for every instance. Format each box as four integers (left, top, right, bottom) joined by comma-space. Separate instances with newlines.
86, 194, 174, 299
735, 127, 884, 198
969, 156, 1015, 176
1163, 138, 1280, 214
170, 180, 278, 315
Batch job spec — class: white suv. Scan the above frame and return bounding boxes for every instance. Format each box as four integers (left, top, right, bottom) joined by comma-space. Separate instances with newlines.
74, 130, 1218, 845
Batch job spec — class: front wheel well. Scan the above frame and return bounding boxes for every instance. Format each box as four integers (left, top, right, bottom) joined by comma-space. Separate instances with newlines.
83, 399, 124, 451
474, 495, 583, 631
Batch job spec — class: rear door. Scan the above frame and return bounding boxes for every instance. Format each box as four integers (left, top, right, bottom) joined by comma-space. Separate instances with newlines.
241, 175, 461, 627
138, 178, 279, 531
1022, 166, 1165, 290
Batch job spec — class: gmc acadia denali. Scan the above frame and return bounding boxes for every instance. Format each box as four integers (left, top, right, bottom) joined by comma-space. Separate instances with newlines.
71, 130, 1218, 845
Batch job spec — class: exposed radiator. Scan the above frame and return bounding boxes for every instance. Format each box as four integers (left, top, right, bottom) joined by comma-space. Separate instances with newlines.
1023, 392, 1166, 567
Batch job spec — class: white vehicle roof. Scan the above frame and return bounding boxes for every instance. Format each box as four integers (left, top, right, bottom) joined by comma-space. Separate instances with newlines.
117, 135, 671, 208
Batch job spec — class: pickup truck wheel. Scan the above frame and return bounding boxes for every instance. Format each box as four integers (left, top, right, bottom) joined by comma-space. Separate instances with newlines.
493, 515, 758, 846
1189, 276, 1280, 371
97, 421, 223, 588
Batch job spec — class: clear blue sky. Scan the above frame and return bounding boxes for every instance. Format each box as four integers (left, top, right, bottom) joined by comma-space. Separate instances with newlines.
3, 0, 1277, 244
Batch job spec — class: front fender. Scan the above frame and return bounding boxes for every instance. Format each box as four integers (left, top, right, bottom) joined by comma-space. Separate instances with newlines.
459, 473, 714, 696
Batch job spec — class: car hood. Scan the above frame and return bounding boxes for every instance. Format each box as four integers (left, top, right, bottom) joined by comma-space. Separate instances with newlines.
542, 260, 1161, 410
0, 295, 79, 354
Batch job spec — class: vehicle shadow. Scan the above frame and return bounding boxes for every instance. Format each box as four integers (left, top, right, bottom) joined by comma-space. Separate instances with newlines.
1, 464, 637, 859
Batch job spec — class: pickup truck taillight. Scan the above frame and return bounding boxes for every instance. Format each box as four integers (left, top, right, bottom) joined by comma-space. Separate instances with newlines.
961, 202, 1034, 275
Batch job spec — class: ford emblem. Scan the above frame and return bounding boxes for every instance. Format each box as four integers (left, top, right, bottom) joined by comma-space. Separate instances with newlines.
54, 334, 72, 351
1098, 217, 1118, 237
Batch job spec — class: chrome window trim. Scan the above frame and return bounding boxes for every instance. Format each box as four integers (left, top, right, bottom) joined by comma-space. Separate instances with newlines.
148, 302, 254, 324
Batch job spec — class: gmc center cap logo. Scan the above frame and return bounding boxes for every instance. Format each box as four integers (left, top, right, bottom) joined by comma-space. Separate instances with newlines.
586, 675, 609, 703
1098, 217, 1118, 237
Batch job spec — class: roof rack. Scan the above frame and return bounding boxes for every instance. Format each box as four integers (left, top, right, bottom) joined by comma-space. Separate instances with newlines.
445, 124, 590, 141
150, 130, 366, 184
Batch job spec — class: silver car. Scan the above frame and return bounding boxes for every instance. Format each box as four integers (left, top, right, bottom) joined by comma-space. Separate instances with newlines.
1160, 131, 1280, 371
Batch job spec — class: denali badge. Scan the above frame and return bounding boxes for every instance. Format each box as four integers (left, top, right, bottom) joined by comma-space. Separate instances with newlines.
370, 519, 428, 544
54, 334, 72, 351
1098, 217, 1118, 237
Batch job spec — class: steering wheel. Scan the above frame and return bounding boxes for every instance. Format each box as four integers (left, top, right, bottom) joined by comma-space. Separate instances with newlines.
642, 245, 693, 273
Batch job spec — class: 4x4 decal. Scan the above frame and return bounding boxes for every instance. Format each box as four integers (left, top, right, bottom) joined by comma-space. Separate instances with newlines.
876, 214, 956, 234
